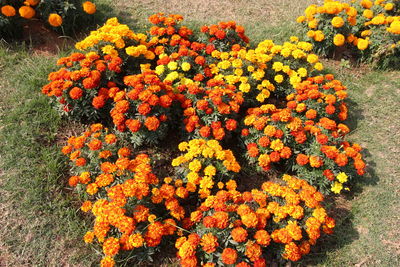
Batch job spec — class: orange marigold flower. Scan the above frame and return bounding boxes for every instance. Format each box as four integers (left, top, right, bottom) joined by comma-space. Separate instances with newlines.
48, 13, 63, 27
254, 230, 271, 246
214, 211, 229, 228
144, 116, 160, 131
241, 212, 258, 228
103, 237, 120, 256
88, 139, 102, 150
83, 1, 96, 14
309, 155, 323, 168
283, 242, 301, 261
245, 241, 262, 262
296, 154, 309, 166
200, 233, 219, 253
19, 6, 35, 19
100, 256, 115, 267
1, 5, 16, 17
75, 157, 87, 166
68, 176, 79, 187
61, 145, 73, 154
231, 227, 248, 242
335, 153, 348, 167
69, 87, 83, 99
203, 216, 217, 228
221, 248, 238, 265
83, 231, 94, 243
81, 200, 92, 212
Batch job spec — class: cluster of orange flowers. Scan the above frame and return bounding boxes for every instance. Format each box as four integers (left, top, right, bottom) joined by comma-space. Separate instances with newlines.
42, 52, 123, 119
62, 124, 190, 266
297, 0, 400, 67
0, 1, 96, 28
241, 75, 366, 193
111, 69, 176, 141
61, 123, 335, 266
176, 175, 335, 266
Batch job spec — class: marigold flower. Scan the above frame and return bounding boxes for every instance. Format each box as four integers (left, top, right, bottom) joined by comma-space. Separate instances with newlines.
221, 248, 238, 265
83, 1, 96, 14
200, 233, 218, 253
48, 14, 63, 27
19, 6, 35, 19
1, 5, 16, 17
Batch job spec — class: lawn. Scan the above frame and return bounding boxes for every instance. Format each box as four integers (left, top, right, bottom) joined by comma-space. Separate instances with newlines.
0, 0, 399, 266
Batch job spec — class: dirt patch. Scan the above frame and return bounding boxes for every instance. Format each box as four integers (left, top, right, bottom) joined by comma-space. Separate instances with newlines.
21, 19, 74, 55
116, 0, 314, 26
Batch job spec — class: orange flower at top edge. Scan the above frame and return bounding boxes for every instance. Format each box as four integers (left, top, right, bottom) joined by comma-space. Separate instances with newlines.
1, 5, 16, 17
83, 1, 96, 15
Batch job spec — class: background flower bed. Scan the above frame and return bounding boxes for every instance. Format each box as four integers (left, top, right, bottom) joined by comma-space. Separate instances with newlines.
0, 0, 399, 266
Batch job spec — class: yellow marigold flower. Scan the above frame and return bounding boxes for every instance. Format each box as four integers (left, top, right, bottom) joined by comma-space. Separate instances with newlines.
314, 62, 324, 71
129, 233, 144, 248
363, 9, 373, 19
165, 71, 179, 81
357, 38, 369, 50
332, 16, 345, 28
1, 5, 16, 17
148, 214, 156, 223
388, 21, 400, 34
360, 0, 373, 9
83, 1, 96, 15
181, 62, 191, 71
336, 172, 348, 183
187, 172, 199, 183
178, 141, 189, 151
270, 139, 284, 151
307, 30, 315, 38
102, 45, 118, 56
164, 177, 173, 184
307, 54, 319, 64
297, 16, 306, 23
384, 3, 394, 11
333, 34, 345, 46
274, 75, 284, 84
314, 31, 325, 42
346, 7, 357, 17
239, 82, 251, 93
331, 181, 343, 194
297, 67, 307, 77
167, 61, 178, 70
155, 65, 165, 75
204, 165, 216, 177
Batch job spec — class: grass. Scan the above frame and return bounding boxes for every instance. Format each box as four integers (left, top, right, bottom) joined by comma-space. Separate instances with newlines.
0, 45, 99, 266
0, 0, 399, 266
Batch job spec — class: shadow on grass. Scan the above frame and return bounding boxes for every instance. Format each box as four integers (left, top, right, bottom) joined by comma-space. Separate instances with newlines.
300, 197, 358, 266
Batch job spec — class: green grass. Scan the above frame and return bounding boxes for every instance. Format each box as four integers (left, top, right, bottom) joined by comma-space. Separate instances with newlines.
0, 45, 99, 266
0, 0, 399, 266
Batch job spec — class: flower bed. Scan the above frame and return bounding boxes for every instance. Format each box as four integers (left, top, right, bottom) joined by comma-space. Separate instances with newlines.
44, 13, 367, 267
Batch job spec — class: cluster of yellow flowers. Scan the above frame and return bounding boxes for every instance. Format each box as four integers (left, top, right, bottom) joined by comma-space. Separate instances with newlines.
297, 0, 400, 65
172, 139, 241, 198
